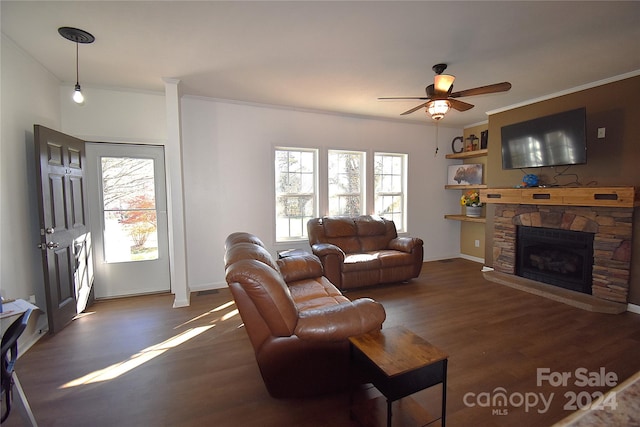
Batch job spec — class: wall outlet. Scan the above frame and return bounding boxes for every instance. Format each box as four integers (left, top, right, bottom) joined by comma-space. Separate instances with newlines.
29, 294, 36, 304
474, 239, 480, 248
597, 127, 606, 139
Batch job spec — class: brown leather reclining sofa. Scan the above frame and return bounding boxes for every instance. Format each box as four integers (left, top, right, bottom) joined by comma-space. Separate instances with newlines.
224, 232, 386, 398
307, 215, 424, 290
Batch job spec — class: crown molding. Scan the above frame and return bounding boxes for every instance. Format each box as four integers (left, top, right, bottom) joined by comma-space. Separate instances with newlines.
486, 69, 640, 117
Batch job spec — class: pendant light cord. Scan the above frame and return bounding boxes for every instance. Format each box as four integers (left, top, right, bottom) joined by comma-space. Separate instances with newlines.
75, 42, 80, 85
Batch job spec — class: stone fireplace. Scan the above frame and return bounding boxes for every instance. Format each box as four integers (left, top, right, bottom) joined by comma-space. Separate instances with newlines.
492, 203, 633, 304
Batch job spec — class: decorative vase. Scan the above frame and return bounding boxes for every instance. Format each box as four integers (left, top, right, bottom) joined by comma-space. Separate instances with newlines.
466, 205, 482, 218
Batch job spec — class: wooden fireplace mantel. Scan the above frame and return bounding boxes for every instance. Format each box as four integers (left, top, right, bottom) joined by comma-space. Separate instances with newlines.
480, 186, 639, 208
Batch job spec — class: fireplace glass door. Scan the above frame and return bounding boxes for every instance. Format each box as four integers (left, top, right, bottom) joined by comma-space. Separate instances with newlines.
516, 226, 594, 294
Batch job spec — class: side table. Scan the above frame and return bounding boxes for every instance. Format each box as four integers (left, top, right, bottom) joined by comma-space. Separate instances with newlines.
349, 326, 448, 427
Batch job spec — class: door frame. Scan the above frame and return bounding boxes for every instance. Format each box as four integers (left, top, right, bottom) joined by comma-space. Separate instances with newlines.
75, 130, 189, 308
85, 142, 171, 298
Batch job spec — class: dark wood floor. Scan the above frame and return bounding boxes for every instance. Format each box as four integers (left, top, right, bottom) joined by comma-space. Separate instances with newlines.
6, 258, 640, 427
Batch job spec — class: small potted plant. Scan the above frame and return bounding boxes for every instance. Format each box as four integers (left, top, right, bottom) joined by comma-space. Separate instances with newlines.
461, 190, 483, 217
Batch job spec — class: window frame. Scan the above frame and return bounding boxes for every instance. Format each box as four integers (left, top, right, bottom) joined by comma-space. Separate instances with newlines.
327, 149, 366, 217
274, 147, 319, 242
274, 147, 409, 241
373, 152, 408, 233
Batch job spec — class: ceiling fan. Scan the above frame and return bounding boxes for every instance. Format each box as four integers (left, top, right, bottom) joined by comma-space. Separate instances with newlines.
379, 64, 512, 121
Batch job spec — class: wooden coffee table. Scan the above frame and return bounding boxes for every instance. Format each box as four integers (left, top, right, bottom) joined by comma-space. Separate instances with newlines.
349, 326, 448, 427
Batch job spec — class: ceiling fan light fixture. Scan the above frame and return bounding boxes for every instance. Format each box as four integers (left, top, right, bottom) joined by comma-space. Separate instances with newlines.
380, 63, 511, 120
426, 100, 450, 121
434, 74, 455, 93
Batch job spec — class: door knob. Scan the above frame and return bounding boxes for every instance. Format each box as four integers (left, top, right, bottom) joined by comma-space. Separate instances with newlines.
45, 227, 55, 234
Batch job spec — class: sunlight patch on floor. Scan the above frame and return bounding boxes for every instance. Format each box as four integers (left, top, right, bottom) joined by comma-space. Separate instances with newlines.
59, 325, 214, 388
72, 311, 96, 320
211, 301, 235, 312
221, 309, 239, 321
175, 300, 236, 329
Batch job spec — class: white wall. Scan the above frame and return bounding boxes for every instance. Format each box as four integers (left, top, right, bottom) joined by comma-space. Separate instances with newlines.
181, 98, 463, 290
2, 34, 464, 318
60, 85, 166, 143
1, 35, 61, 335
1, 33, 170, 335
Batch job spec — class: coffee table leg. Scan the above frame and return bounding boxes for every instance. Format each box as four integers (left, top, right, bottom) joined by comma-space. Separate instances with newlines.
442, 359, 448, 427
387, 399, 392, 427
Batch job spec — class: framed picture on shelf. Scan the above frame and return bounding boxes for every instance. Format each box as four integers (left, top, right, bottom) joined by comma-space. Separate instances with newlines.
447, 164, 483, 185
480, 130, 489, 149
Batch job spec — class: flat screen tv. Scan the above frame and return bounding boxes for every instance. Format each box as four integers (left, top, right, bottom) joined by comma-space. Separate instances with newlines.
501, 107, 587, 169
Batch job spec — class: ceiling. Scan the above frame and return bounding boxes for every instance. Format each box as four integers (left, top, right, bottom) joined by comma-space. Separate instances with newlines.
2, 1, 639, 127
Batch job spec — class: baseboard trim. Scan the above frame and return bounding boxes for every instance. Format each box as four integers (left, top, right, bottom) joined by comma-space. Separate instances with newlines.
19, 329, 46, 357
627, 303, 640, 314
189, 281, 227, 292
459, 254, 485, 264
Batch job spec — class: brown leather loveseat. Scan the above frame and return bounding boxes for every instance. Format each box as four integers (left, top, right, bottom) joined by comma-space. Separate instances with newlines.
224, 232, 386, 398
307, 215, 423, 290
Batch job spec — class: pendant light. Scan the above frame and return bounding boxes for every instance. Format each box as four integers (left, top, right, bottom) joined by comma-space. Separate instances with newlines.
58, 27, 95, 104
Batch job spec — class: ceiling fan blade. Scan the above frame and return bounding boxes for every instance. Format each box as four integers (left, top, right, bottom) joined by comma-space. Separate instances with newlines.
448, 98, 475, 112
400, 102, 429, 115
450, 82, 512, 98
434, 74, 455, 93
378, 97, 429, 100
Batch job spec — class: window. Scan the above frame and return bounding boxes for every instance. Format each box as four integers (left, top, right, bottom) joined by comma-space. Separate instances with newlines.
275, 148, 317, 241
275, 148, 408, 240
328, 150, 365, 216
374, 153, 407, 232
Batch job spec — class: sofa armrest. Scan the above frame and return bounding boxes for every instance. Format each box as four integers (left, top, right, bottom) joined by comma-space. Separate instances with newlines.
277, 253, 324, 283
310, 243, 345, 288
294, 298, 386, 341
388, 236, 423, 253
311, 243, 345, 261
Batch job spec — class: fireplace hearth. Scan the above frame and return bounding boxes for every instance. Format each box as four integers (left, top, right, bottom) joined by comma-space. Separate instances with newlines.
516, 226, 594, 294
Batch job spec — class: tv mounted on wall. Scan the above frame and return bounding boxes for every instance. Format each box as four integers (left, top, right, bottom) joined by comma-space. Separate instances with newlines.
501, 107, 587, 170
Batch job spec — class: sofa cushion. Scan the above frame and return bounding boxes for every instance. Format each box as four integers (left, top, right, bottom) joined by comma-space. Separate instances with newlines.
225, 232, 265, 249
277, 253, 323, 283
360, 235, 391, 252
355, 215, 387, 236
288, 277, 349, 312
224, 242, 280, 271
321, 217, 361, 253
295, 294, 351, 312
358, 216, 396, 252
323, 217, 357, 237
343, 253, 382, 272
377, 249, 414, 268
288, 276, 344, 302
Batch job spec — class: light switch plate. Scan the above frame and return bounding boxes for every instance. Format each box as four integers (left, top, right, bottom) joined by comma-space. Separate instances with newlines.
597, 127, 606, 138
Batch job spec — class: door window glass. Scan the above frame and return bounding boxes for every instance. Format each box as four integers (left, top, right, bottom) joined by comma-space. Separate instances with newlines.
100, 157, 158, 262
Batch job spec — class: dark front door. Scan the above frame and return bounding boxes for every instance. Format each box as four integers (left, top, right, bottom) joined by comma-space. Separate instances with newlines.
34, 125, 91, 334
